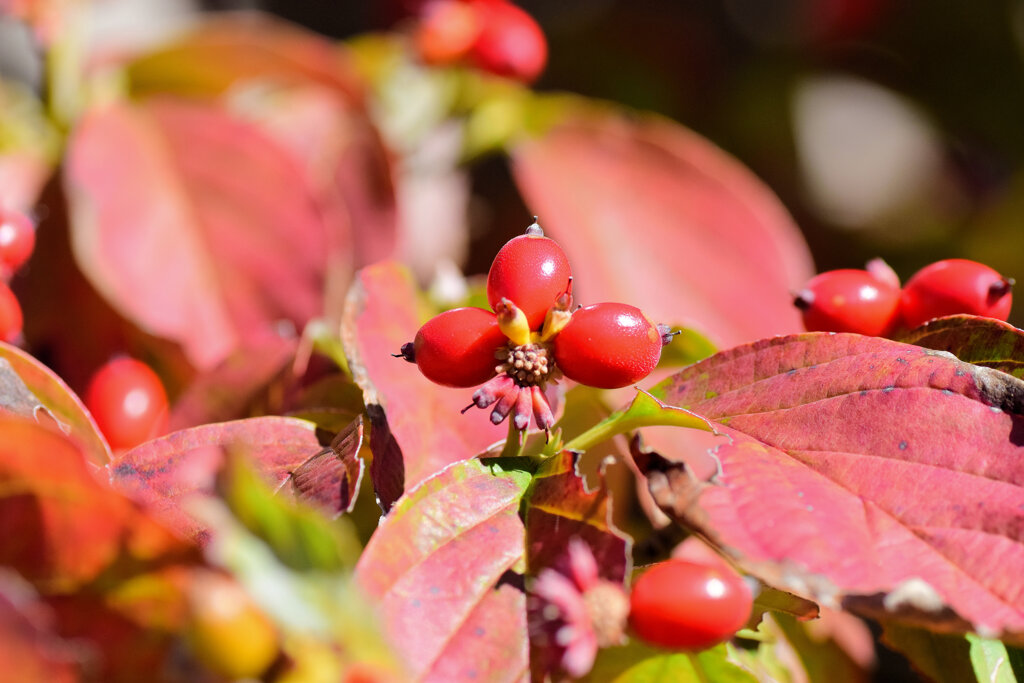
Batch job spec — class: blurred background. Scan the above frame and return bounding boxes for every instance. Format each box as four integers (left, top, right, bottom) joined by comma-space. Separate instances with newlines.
3, 0, 1024, 322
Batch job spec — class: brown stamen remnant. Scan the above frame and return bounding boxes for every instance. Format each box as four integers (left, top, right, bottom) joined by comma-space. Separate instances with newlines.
393, 342, 416, 363
496, 341, 556, 386
989, 276, 1015, 304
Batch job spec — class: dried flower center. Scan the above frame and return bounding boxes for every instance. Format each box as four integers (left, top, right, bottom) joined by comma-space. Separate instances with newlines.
496, 341, 556, 387
582, 582, 629, 648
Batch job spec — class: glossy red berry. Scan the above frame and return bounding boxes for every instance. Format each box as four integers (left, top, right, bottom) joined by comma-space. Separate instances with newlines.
900, 259, 1013, 329
411, 307, 506, 387
488, 231, 571, 330
0, 209, 35, 279
553, 303, 662, 389
0, 281, 23, 343
470, 0, 547, 83
414, 0, 482, 66
794, 268, 901, 336
84, 357, 169, 450
629, 559, 752, 651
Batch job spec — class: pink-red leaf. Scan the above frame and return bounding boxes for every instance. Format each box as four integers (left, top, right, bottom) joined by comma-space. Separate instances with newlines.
512, 108, 813, 348
0, 574, 81, 682
900, 315, 1024, 378
644, 333, 1024, 639
109, 416, 323, 541
340, 263, 507, 499
65, 98, 350, 370
354, 459, 530, 681
0, 414, 195, 591
0, 342, 109, 466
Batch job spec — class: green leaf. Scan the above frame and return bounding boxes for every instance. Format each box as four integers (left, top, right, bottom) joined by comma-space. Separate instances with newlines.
967, 634, 1023, 683
585, 641, 757, 683
881, 623, 975, 683
657, 325, 717, 369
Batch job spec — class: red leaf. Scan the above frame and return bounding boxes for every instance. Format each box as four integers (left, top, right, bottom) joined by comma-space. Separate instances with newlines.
644, 333, 1024, 639
354, 460, 530, 681
900, 315, 1024, 378
0, 414, 195, 591
341, 263, 507, 496
65, 98, 351, 369
109, 416, 323, 541
0, 342, 109, 466
512, 109, 813, 348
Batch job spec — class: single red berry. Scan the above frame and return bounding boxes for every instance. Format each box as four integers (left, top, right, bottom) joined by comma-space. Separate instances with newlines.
0, 209, 35, 279
411, 307, 506, 387
470, 0, 547, 83
629, 559, 752, 651
553, 303, 662, 389
488, 229, 571, 330
0, 281, 23, 343
414, 0, 483, 66
900, 258, 1013, 329
84, 357, 169, 450
794, 268, 901, 336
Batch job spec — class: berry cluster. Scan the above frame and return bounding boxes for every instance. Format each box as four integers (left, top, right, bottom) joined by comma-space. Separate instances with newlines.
0, 208, 36, 344
413, 0, 547, 83
397, 219, 668, 434
795, 258, 1014, 336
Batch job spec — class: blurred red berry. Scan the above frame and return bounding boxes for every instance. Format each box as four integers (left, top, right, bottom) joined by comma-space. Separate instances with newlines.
900, 259, 1013, 329
629, 559, 752, 651
794, 267, 901, 336
84, 357, 169, 450
469, 0, 547, 82
0, 209, 35, 279
414, 0, 483, 65
0, 281, 23, 343
553, 303, 663, 389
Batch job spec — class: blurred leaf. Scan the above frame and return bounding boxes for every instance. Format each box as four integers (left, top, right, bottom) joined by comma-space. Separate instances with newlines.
168, 335, 298, 430
109, 416, 323, 542
772, 612, 871, 683
126, 13, 365, 102
751, 586, 820, 624
64, 97, 366, 370
340, 262, 507, 499
354, 459, 531, 681
586, 641, 756, 683
880, 623, 975, 683
0, 573, 81, 683
0, 79, 59, 210
0, 413, 196, 592
218, 451, 361, 572
0, 342, 110, 466
644, 333, 1024, 639
512, 105, 814, 348
900, 315, 1024, 378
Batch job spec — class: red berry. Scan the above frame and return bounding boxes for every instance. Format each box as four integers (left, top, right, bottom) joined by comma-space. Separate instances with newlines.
0, 209, 35, 279
470, 0, 547, 83
794, 268, 901, 336
487, 233, 571, 330
900, 259, 1013, 329
414, 0, 483, 66
0, 281, 23, 343
629, 559, 752, 651
412, 307, 506, 387
552, 303, 662, 389
84, 357, 169, 450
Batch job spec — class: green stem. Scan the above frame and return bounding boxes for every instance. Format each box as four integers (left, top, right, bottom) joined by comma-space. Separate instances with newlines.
562, 389, 713, 454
